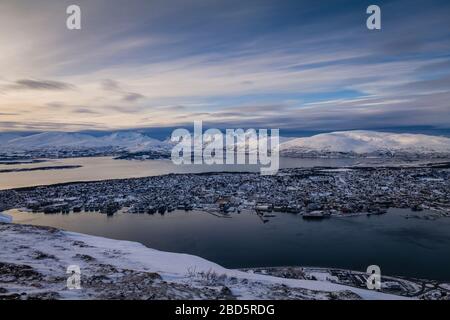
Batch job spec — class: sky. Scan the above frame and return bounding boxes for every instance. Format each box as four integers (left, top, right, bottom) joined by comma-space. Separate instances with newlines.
0, 0, 450, 135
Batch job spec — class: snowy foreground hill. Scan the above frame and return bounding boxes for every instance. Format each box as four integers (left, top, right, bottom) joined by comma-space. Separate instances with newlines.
280, 131, 450, 156
0, 220, 405, 300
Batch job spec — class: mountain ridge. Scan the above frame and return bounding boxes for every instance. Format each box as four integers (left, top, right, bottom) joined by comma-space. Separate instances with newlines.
279, 130, 450, 155
0, 131, 171, 152
1, 130, 449, 155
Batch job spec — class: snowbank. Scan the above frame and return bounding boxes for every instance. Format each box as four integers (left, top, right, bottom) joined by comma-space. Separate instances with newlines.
66, 230, 406, 300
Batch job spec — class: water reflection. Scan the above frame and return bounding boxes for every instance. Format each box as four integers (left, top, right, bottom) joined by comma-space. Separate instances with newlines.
1, 156, 446, 190
8, 208, 450, 281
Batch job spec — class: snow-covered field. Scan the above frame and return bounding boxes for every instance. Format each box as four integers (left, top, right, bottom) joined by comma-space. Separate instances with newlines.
0, 220, 406, 300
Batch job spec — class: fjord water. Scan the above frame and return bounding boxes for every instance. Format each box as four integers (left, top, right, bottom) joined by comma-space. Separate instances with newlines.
8, 208, 450, 281
0, 156, 442, 190
0, 156, 361, 189
3, 156, 450, 281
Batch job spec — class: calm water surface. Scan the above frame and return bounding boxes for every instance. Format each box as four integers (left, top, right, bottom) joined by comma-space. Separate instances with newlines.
3, 156, 450, 281
8, 208, 450, 281
0, 156, 362, 189
0, 156, 444, 190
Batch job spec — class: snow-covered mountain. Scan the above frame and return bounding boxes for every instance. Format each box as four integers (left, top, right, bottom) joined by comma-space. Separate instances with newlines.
280, 131, 450, 156
1, 130, 449, 157
2, 132, 98, 149
96, 132, 170, 152
0, 133, 24, 145
202, 131, 290, 152
0, 131, 171, 152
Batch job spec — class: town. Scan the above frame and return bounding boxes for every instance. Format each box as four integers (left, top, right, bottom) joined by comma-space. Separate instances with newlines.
246, 266, 450, 300
0, 165, 449, 219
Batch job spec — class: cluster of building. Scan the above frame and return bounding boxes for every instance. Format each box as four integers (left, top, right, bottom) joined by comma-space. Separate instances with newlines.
248, 266, 450, 300
0, 167, 449, 218
0, 147, 120, 160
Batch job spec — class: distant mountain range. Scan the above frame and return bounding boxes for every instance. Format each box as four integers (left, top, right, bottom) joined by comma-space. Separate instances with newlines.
280, 131, 450, 156
0, 131, 170, 152
1, 130, 449, 156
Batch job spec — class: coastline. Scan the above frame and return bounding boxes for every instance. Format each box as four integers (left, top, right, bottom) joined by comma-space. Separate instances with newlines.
0, 220, 411, 300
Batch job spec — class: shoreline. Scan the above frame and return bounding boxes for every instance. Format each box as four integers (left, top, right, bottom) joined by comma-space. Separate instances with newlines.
0, 221, 414, 300
0, 213, 450, 300
1, 156, 449, 191
1, 164, 449, 218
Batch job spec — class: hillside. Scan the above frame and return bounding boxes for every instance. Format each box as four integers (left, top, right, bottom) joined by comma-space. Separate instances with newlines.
280, 131, 450, 156
0, 222, 405, 300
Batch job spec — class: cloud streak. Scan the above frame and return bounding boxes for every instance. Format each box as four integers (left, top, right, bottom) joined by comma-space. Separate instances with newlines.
0, 0, 449, 133
7, 79, 75, 91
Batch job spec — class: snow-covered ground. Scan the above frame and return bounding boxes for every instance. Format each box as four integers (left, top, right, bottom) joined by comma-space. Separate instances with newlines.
0, 220, 407, 300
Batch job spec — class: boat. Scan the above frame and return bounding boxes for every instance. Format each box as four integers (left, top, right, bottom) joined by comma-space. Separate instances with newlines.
302, 211, 329, 219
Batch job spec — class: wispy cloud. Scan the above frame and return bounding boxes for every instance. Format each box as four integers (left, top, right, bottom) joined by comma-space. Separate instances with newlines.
0, 0, 449, 133
122, 92, 145, 102
7, 79, 75, 91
